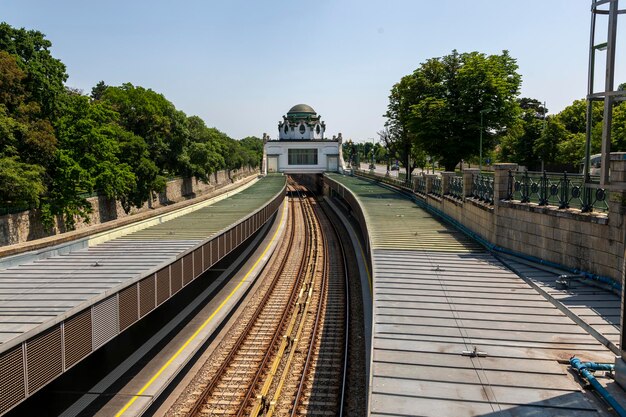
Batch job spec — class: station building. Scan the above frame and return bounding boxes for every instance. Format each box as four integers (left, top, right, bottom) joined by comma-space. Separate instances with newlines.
263, 104, 345, 174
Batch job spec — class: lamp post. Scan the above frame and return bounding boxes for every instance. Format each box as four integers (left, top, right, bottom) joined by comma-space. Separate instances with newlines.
347, 139, 353, 168
479, 108, 492, 172
369, 137, 376, 170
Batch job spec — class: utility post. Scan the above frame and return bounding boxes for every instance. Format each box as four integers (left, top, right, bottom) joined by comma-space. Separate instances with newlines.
479, 108, 492, 172
586, 0, 626, 389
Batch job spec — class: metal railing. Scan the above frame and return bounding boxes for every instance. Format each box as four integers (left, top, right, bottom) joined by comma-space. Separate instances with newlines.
354, 169, 412, 190
447, 175, 464, 200
507, 171, 608, 212
431, 177, 442, 197
472, 173, 495, 204
415, 176, 427, 195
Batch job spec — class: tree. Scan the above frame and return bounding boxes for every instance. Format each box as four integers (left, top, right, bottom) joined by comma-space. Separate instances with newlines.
388, 50, 522, 171
497, 98, 547, 169
0, 23, 68, 118
54, 92, 136, 201
240, 136, 263, 167
101, 83, 190, 175
384, 75, 415, 179
534, 116, 566, 168
0, 157, 45, 209
90, 80, 108, 100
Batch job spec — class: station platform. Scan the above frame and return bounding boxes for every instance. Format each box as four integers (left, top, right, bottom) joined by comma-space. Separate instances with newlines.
0, 175, 286, 415
324, 173, 623, 417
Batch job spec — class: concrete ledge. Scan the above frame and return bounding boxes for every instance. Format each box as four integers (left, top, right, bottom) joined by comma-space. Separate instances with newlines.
465, 197, 495, 213
499, 200, 609, 224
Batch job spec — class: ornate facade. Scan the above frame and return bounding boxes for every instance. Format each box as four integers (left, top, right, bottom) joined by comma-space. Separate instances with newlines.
278, 104, 326, 140
263, 104, 345, 174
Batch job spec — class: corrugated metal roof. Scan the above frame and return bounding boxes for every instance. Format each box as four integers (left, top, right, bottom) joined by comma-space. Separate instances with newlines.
0, 175, 286, 349
324, 174, 618, 417
326, 174, 481, 252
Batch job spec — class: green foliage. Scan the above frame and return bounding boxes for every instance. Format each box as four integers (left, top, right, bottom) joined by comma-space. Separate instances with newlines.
387, 50, 522, 171
0, 22, 68, 118
534, 117, 566, 166
101, 83, 190, 175
0, 157, 45, 209
239, 136, 263, 167
0, 22, 259, 229
90, 80, 107, 100
54, 92, 136, 200
497, 98, 547, 169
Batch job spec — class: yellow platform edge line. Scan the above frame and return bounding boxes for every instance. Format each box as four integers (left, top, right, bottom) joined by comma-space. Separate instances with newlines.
115, 200, 287, 417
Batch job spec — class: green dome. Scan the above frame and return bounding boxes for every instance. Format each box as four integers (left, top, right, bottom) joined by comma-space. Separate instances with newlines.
287, 104, 316, 115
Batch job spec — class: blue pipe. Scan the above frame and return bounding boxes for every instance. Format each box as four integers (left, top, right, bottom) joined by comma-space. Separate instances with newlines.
570, 357, 626, 417
581, 361, 615, 372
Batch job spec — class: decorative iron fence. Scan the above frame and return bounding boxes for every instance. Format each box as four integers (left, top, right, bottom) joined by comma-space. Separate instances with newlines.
507, 171, 608, 212
447, 175, 464, 200
472, 173, 495, 204
415, 176, 427, 195
431, 177, 442, 197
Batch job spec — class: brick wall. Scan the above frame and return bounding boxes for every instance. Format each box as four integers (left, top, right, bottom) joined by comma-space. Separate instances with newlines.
0, 167, 258, 246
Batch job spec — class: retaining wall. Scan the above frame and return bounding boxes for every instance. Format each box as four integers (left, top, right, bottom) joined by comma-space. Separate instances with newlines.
0, 167, 258, 246
347, 155, 626, 284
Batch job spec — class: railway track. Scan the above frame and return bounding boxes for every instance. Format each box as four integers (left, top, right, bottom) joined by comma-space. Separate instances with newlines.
167, 179, 349, 417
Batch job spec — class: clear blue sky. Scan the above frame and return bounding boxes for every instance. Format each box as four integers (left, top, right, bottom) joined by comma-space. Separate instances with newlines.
3, 0, 622, 142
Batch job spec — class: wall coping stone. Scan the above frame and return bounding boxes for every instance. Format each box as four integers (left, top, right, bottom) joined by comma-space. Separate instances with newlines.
499, 200, 609, 225
465, 198, 495, 213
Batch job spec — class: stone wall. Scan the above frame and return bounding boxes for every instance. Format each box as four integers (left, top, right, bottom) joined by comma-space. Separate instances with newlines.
355, 156, 626, 284
0, 166, 258, 246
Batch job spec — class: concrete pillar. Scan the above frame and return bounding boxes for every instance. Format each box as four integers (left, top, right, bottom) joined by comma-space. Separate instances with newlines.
412, 175, 420, 192
610, 153, 626, 389
463, 168, 479, 198
262, 133, 268, 176
424, 174, 434, 194
494, 163, 518, 204
441, 172, 455, 195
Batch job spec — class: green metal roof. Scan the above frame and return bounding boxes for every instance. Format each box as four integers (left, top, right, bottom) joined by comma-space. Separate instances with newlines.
287, 103, 316, 115
325, 173, 482, 252
119, 175, 286, 240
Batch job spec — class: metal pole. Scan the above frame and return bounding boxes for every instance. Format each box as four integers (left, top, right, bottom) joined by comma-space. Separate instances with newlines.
541, 101, 547, 172
600, 0, 618, 186
479, 111, 483, 172
584, 2, 597, 183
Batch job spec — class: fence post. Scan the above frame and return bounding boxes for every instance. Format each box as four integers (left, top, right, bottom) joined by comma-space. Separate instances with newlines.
494, 163, 518, 206
463, 168, 479, 198
609, 153, 626, 389
441, 172, 454, 195
424, 174, 434, 194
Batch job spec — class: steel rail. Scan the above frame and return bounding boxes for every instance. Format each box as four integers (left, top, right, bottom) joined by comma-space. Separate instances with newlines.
235, 184, 314, 416
258, 187, 326, 417
187, 187, 304, 417
289, 196, 350, 417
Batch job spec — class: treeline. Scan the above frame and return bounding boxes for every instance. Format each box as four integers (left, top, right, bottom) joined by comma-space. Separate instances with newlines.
498, 96, 626, 171
0, 23, 262, 229
383, 49, 626, 174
